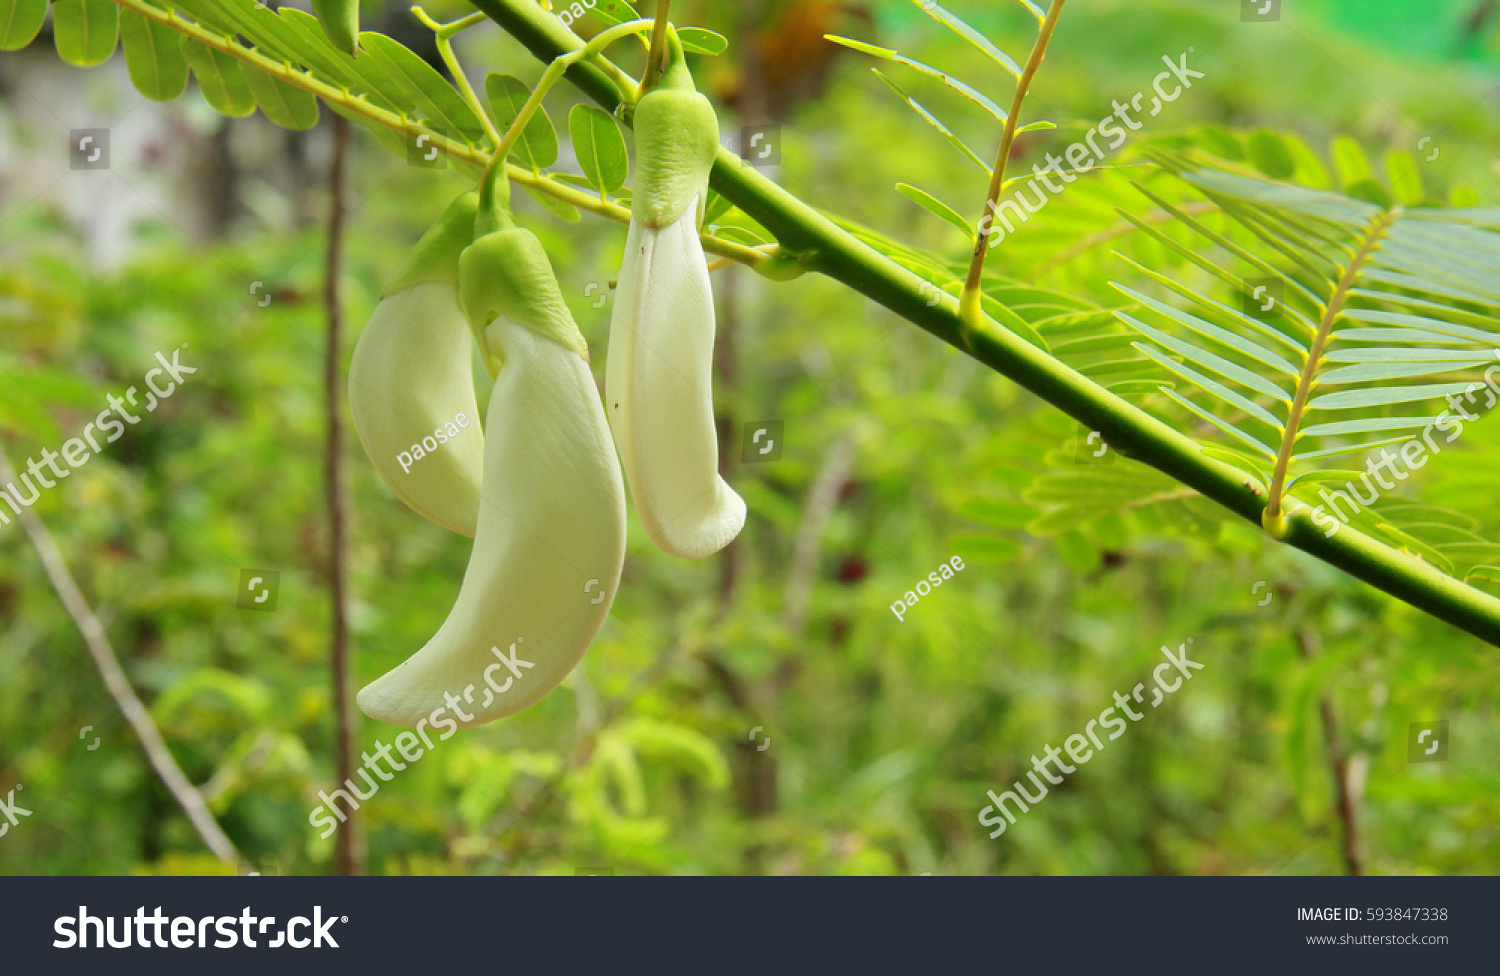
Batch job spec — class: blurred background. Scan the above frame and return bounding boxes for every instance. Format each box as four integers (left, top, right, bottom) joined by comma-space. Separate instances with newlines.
2, 0, 1498, 875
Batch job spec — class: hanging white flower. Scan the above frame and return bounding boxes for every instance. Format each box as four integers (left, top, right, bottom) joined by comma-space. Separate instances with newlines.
605, 30, 746, 560
358, 180, 626, 728
348, 192, 485, 537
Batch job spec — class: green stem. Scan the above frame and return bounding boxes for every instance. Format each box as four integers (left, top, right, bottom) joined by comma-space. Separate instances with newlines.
959, 0, 1067, 337
412, 7, 500, 144
637, 0, 672, 96
471, 0, 1500, 647
493, 18, 655, 163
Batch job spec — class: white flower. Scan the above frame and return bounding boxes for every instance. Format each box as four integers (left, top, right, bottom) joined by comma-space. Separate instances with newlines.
349, 192, 484, 537
349, 281, 484, 537
605, 33, 745, 559
357, 316, 625, 728
358, 193, 625, 729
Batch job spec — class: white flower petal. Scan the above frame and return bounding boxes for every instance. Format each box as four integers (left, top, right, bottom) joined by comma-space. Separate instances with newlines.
357, 319, 626, 728
606, 198, 746, 559
348, 281, 484, 537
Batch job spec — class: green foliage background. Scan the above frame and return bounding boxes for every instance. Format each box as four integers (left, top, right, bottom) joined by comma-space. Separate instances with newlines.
1, 0, 1498, 875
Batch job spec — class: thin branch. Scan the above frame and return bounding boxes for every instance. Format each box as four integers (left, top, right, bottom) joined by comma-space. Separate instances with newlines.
493, 18, 655, 163
412, 6, 502, 145
1297, 626, 1363, 875
637, 0, 672, 95
324, 115, 364, 876
782, 433, 857, 636
0, 445, 243, 867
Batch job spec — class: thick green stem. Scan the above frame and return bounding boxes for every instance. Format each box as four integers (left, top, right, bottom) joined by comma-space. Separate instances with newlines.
471, 0, 1500, 647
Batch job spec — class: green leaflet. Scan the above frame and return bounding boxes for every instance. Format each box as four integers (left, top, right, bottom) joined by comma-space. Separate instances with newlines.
242, 68, 320, 131
120, 10, 189, 101
895, 183, 970, 239
1318, 361, 1486, 386
0, 0, 47, 51
486, 74, 559, 170
907, 0, 1022, 78
713, 224, 769, 246
569, 104, 628, 196
1308, 382, 1474, 411
180, 36, 256, 117
1300, 417, 1438, 438
523, 185, 581, 223
824, 34, 1007, 122
872, 69, 989, 173
1384, 149, 1424, 206
1246, 128, 1295, 180
279, 8, 407, 115
1162, 387, 1278, 459
976, 292, 1048, 354
677, 28, 727, 56
310, 0, 358, 55
586, 0, 641, 27
360, 33, 486, 144
1199, 445, 1270, 487
52, 0, 119, 67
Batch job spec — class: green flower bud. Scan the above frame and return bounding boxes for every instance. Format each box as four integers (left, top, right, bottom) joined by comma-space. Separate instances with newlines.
632, 28, 719, 229
460, 168, 589, 376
